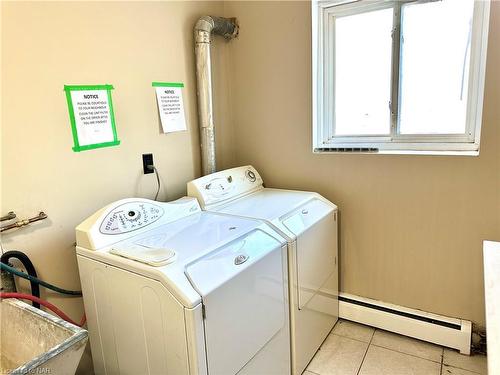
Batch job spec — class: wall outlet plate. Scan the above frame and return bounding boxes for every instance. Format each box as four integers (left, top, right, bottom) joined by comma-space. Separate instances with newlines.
142, 153, 154, 174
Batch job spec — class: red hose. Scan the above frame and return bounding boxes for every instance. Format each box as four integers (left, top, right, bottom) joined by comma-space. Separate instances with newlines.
0, 292, 86, 327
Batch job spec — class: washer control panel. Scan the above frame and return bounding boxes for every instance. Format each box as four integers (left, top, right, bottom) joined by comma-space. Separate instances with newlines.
76, 197, 201, 250
99, 201, 164, 235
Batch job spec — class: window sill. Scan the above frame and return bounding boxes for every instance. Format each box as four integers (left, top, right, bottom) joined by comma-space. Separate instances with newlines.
313, 148, 479, 157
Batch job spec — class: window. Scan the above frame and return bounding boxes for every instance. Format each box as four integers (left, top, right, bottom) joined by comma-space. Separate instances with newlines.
312, 0, 491, 154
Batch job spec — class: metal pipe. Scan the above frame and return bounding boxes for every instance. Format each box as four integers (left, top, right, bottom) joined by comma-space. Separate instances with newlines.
194, 16, 238, 175
0, 212, 16, 222
0, 212, 47, 232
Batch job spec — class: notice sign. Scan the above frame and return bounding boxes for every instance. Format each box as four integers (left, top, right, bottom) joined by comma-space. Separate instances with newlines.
64, 84, 120, 152
152, 82, 187, 133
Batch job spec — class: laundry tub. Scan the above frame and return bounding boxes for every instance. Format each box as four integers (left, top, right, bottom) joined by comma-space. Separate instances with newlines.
0, 298, 88, 374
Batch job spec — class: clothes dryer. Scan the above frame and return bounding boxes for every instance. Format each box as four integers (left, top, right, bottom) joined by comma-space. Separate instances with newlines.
188, 166, 339, 374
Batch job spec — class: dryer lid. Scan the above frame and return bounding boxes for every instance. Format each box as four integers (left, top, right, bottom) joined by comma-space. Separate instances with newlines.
281, 198, 334, 236
213, 188, 317, 223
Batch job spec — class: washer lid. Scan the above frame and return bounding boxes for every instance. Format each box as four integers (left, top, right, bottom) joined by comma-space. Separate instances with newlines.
185, 229, 281, 296
185, 229, 286, 375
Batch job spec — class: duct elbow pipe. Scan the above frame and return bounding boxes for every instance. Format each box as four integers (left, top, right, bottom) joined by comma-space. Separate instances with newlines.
194, 16, 238, 176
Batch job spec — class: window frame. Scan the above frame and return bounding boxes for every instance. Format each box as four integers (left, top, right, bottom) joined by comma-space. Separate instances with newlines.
312, 0, 491, 154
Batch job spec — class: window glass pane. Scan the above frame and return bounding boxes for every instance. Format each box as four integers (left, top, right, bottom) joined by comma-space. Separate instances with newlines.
335, 7, 393, 136
399, 0, 474, 135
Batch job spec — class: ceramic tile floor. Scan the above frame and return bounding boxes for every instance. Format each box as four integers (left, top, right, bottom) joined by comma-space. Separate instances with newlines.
305, 319, 488, 375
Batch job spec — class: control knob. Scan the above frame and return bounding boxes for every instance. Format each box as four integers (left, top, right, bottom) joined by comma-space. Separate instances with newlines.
245, 169, 256, 182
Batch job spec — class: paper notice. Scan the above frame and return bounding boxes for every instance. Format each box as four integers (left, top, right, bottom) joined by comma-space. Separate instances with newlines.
153, 82, 187, 133
70, 89, 115, 146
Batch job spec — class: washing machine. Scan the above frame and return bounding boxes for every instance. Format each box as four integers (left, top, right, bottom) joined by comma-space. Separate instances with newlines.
75, 196, 291, 375
188, 166, 338, 375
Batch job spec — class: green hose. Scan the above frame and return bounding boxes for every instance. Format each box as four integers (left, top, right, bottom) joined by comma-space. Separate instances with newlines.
0, 262, 82, 296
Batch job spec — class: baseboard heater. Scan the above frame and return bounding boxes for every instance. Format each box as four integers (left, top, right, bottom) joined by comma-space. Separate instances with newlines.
339, 292, 472, 354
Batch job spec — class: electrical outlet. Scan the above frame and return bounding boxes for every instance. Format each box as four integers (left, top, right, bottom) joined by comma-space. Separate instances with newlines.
142, 153, 154, 174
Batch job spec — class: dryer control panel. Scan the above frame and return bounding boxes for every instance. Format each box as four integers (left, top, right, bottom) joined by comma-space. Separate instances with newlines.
187, 166, 264, 209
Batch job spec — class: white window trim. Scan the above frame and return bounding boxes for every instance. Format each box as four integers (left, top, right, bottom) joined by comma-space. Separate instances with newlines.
312, 0, 491, 155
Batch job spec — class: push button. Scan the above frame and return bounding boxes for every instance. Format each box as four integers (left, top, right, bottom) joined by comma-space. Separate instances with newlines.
234, 254, 249, 265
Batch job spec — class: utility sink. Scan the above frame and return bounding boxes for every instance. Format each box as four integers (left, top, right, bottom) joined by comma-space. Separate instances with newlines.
0, 298, 88, 374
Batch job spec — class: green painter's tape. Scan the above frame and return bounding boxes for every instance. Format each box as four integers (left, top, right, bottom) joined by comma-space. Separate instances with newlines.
152, 82, 184, 88
64, 84, 120, 152
106, 88, 119, 144
65, 88, 81, 150
72, 141, 121, 152
64, 84, 114, 91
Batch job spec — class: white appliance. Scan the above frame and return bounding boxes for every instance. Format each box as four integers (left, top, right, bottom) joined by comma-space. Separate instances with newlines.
187, 166, 339, 375
484, 240, 500, 375
75, 196, 291, 375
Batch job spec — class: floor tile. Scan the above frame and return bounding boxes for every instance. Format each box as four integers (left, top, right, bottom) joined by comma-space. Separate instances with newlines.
307, 335, 368, 375
358, 345, 441, 375
441, 364, 483, 375
443, 349, 487, 374
371, 329, 443, 362
331, 319, 375, 343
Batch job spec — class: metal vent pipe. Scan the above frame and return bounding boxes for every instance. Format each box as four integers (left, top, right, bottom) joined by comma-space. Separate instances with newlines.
194, 16, 238, 176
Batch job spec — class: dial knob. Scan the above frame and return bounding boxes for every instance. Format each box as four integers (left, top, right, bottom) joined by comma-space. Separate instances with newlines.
245, 169, 256, 182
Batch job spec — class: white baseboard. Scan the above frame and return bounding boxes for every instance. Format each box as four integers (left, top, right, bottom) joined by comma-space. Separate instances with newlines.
339, 292, 472, 355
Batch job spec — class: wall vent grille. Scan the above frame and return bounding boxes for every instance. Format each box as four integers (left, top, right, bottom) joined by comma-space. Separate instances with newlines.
314, 147, 379, 153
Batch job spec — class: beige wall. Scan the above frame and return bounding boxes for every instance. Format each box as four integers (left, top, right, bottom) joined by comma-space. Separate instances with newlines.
223, 1, 500, 326
1, 0, 228, 334
1, 1, 499, 370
